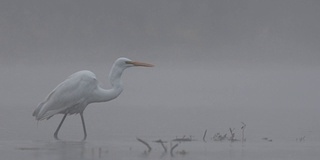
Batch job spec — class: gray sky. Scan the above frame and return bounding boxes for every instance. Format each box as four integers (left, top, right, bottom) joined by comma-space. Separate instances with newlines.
1, 0, 319, 67
0, 0, 320, 141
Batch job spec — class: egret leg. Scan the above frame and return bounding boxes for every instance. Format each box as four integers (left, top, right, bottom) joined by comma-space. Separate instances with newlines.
54, 114, 67, 140
80, 113, 87, 141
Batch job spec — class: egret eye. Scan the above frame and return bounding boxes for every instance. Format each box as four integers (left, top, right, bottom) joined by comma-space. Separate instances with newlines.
125, 61, 133, 64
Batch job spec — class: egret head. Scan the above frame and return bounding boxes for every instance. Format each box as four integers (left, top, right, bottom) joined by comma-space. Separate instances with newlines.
109, 57, 154, 87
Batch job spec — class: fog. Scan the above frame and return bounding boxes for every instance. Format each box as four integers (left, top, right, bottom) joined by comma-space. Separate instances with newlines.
1, 0, 319, 66
0, 0, 320, 159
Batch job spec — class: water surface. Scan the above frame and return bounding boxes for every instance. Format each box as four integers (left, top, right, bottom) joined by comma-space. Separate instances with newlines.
1, 138, 319, 160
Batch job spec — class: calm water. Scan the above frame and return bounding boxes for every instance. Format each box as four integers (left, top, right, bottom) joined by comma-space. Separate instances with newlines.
1, 66, 320, 159
1, 138, 319, 160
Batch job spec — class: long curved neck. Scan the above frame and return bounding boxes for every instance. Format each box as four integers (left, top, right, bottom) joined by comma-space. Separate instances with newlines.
92, 64, 125, 103
109, 63, 126, 89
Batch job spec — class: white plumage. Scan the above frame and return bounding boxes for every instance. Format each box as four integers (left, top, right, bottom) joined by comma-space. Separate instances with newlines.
33, 57, 153, 140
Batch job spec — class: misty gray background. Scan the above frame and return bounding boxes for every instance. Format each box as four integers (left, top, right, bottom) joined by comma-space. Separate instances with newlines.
0, 0, 320, 142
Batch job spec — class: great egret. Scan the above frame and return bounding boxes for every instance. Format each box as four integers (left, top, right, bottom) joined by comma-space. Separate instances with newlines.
33, 57, 154, 140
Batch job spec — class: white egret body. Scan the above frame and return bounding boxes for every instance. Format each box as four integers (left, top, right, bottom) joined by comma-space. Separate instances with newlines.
33, 57, 153, 140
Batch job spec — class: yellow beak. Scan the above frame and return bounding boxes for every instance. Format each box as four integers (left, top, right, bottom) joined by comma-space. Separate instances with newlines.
126, 61, 154, 67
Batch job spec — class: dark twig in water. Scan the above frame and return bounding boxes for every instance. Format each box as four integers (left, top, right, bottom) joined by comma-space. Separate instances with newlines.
153, 139, 167, 152
262, 137, 272, 142
137, 138, 152, 152
172, 135, 194, 142
212, 133, 228, 141
296, 136, 306, 142
203, 129, 207, 142
170, 143, 179, 157
229, 128, 236, 142
241, 122, 246, 142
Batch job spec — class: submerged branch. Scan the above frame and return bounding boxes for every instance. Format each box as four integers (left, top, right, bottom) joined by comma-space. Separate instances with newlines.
203, 129, 207, 142
241, 122, 246, 142
137, 138, 152, 152
170, 143, 179, 156
153, 139, 167, 152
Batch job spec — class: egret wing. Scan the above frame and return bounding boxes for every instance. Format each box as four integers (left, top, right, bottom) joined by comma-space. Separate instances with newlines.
33, 71, 98, 120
